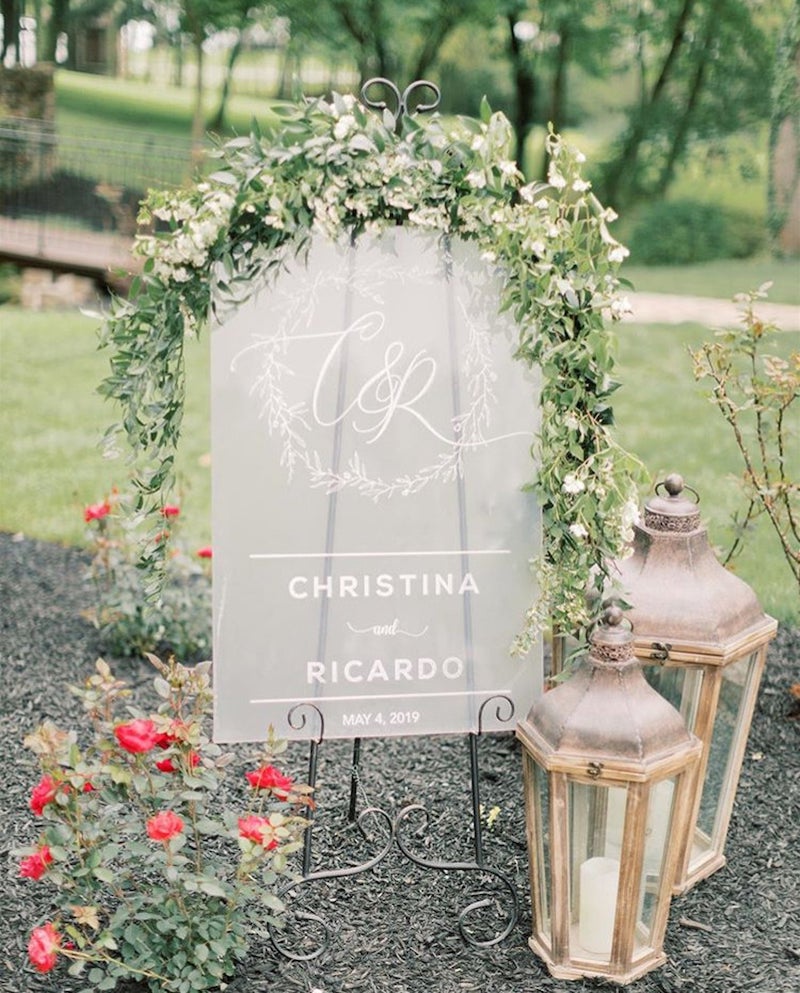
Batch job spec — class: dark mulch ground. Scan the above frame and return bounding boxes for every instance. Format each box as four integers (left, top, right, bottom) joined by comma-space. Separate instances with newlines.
1, 531, 798, 993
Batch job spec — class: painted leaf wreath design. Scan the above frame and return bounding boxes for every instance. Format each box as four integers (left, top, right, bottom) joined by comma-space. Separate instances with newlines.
241, 251, 504, 502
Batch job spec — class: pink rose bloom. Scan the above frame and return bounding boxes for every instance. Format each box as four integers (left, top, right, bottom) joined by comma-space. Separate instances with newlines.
84, 501, 111, 522
114, 719, 159, 753
238, 815, 278, 849
28, 922, 60, 973
146, 810, 185, 842
245, 764, 294, 795
19, 845, 53, 880
196, 546, 213, 559
29, 775, 59, 816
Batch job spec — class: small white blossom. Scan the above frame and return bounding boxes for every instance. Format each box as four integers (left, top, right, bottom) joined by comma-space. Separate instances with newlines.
466, 170, 487, 189
547, 167, 567, 190
569, 522, 589, 540
499, 160, 518, 178
575, 150, 587, 164
608, 244, 630, 263
610, 296, 632, 319
562, 474, 586, 495
572, 178, 591, 192
534, 197, 549, 209
333, 114, 356, 140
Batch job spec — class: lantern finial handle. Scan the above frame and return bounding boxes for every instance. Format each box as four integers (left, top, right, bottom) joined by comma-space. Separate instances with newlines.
656, 473, 700, 504
602, 603, 624, 628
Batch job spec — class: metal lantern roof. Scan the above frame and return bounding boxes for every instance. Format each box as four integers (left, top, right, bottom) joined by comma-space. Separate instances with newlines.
612, 474, 777, 662
517, 606, 699, 778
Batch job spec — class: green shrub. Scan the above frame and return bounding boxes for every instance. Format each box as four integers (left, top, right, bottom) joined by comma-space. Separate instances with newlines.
0, 262, 20, 304
628, 199, 764, 265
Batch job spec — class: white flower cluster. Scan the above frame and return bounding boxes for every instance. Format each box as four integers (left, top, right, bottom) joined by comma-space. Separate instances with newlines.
139, 187, 236, 284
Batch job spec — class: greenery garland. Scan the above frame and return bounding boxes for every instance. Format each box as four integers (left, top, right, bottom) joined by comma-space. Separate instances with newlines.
99, 92, 644, 647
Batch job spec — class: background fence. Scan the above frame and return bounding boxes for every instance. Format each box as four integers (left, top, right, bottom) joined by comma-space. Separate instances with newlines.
0, 118, 197, 282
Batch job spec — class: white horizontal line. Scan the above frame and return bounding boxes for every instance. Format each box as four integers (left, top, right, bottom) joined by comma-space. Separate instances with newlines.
249, 549, 511, 560
249, 689, 511, 704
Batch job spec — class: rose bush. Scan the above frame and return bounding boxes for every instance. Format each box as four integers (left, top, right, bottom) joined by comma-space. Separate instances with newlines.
83, 488, 212, 662
17, 655, 311, 992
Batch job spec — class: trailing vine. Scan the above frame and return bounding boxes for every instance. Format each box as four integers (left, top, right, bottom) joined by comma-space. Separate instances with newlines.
99, 92, 644, 642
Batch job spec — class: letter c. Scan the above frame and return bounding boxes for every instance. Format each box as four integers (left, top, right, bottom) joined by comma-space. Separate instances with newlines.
288, 576, 308, 599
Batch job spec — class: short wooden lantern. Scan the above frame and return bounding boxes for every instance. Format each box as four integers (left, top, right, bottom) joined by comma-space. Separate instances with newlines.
517, 606, 701, 985
613, 474, 778, 893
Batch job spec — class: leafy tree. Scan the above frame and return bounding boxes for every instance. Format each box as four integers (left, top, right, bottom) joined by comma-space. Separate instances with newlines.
501, 1, 619, 174
274, 0, 494, 91
598, 0, 776, 209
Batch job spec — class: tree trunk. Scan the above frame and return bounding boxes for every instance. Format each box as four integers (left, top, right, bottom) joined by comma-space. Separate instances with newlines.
1, 0, 18, 63
191, 31, 205, 157
44, 0, 69, 63
541, 17, 573, 177
769, 9, 800, 255
655, 3, 717, 197
603, 0, 696, 207
208, 20, 245, 133
507, 13, 538, 175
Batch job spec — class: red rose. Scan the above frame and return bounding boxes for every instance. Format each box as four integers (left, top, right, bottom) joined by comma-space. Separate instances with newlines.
114, 719, 159, 753
30, 775, 58, 816
19, 845, 53, 880
245, 764, 294, 795
84, 501, 111, 523
156, 751, 200, 773
28, 922, 60, 973
161, 504, 181, 518
196, 546, 213, 559
238, 815, 278, 850
146, 810, 184, 842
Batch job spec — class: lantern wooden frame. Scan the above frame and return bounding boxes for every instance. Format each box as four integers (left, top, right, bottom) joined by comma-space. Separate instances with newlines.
517, 608, 702, 984
614, 475, 778, 893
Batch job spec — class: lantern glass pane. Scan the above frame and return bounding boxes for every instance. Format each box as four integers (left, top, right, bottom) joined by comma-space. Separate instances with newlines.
644, 664, 704, 733
531, 758, 551, 939
633, 777, 677, 955
568, 781, 626, 961
694, 651, 758, 858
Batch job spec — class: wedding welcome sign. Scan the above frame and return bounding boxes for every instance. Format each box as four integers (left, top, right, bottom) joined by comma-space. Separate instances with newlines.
211, 230, 542, 741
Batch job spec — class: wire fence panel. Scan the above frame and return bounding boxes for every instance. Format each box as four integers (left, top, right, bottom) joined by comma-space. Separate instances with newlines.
0, 118, 199, 282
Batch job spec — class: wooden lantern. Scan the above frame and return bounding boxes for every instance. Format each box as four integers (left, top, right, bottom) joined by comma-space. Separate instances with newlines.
613, 474, 778, 893
517, 606, 701, 984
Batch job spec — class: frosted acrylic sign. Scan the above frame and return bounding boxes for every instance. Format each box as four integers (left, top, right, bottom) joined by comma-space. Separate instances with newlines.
212, 230, 542, 742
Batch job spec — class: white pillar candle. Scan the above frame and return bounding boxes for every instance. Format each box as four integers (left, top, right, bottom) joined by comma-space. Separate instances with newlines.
579, 856, 620, 954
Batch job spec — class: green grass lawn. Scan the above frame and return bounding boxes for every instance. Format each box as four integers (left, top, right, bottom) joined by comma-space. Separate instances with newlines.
1, 300, 797, 624
0, 307, 211, 552
622, 257, 800, 306
611, 319, 799, 625
55, 68, 280, 143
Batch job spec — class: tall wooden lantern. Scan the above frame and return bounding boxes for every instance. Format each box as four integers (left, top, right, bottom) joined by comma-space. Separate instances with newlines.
613, 474, 778, 893
517, 606, 701, 985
